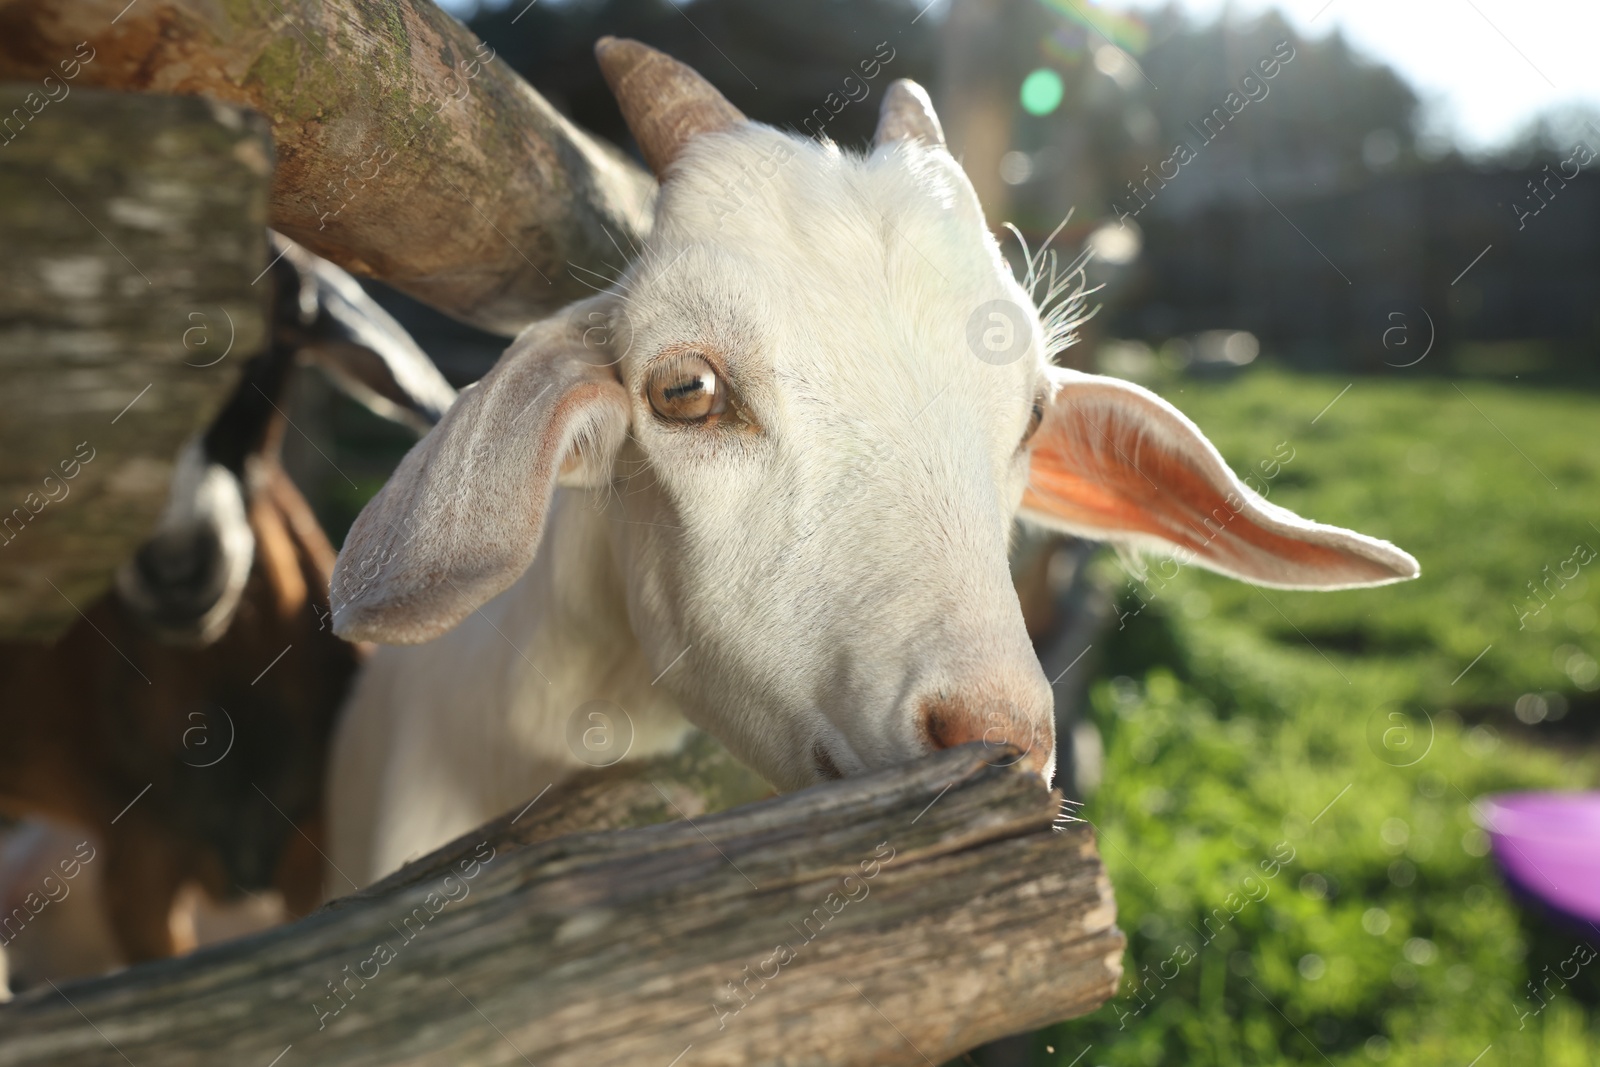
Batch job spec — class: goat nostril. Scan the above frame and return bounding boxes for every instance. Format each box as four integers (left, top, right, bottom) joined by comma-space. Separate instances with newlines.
922, 702, 1014, 752
921, 700, 1051, 777
922, 706, 963, 752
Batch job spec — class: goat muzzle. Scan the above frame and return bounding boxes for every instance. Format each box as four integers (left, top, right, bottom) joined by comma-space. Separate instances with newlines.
920, 697, 1054, 781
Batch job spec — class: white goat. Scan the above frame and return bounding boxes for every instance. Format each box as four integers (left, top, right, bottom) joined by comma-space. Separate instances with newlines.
327, 38, 1418, 888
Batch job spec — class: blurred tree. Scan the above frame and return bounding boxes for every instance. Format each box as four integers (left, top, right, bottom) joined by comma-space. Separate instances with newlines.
1499, 101, 1600, 165
466, 0, 940, 156
1136, 7, 1422, 206
996, 4, 1425, 234
940, 0, 1024, 222
453, 0, 1600, 382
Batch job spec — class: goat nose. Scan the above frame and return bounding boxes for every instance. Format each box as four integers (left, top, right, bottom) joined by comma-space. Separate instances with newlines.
137, 528, 220, 588
920, 697, 1054, 781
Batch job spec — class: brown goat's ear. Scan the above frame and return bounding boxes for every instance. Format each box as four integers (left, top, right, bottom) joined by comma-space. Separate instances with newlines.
277, 233, 457, 434
330, 303, 629, 645
1021, 368, 1419, 590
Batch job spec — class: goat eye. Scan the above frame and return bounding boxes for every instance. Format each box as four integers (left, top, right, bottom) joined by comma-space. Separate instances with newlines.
1020, 395, 1046, 448
646, 352, 727, 422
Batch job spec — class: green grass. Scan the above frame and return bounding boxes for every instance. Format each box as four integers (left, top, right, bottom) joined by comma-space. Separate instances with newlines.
316, 359, 1600, 1064
1033, 368, 1600, 1066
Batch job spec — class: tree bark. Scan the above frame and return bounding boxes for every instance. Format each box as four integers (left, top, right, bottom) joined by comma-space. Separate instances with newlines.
0, 0, 656, 335
0, 88, 270, 638
0, 744, 1124, 1066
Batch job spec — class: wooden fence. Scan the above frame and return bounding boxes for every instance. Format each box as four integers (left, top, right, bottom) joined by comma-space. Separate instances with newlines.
0, 744, 1122, 1065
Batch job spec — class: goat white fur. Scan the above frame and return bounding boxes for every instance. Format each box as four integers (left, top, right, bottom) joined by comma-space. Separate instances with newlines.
327, 41, 1418, 888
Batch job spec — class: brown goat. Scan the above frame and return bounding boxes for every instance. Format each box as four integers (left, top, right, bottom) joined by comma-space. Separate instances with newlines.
0, 237, 453, 975
0, 460, 354, 961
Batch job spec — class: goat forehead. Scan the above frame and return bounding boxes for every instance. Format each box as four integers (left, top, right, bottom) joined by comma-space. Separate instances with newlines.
659, 127, 1001, 295
637, 127, 1040, 429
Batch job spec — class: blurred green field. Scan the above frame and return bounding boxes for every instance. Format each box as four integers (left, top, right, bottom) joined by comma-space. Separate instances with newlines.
1036, 369, 1600, 1066
311, 360, 1600, 1065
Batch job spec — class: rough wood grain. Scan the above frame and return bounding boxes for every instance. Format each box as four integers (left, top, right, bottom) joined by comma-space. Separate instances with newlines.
343, 729, 777, 903
0, 0, 656, 335
0, 88, 269, 639
0, 745, 1124, 1066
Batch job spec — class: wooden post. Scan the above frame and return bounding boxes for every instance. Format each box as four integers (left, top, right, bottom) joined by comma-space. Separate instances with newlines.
0, 745, 1124, 1066
0, 0, 656, 335
0, 88, 271, 639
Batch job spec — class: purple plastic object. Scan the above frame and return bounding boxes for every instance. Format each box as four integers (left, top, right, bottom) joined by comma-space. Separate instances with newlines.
1477, 792, 1600, 926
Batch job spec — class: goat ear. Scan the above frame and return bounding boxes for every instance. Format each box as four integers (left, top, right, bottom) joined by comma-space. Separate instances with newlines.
1021, 368, 1419, 589
330, 304, 629, 644
272, 233, 457, 433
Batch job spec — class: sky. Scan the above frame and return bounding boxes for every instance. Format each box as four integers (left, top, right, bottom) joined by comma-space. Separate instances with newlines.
1118, 0, 1600, 153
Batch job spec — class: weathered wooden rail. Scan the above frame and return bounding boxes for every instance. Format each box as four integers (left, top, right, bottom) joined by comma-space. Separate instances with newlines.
0, 744, 1123, 1066
0, 0, 658, 632
0, 89, 269, 638
0, 0, 655, 335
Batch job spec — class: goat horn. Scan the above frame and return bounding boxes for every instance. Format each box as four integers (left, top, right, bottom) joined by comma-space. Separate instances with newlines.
595, 37, 745, 178
873, 79, 945, 149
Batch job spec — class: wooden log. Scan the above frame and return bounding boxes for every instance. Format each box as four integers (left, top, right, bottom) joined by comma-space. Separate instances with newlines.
0, 0, 656, 335
343, 728, 778, 903
0, 88, 270, 639
0, 745, 1124, 1066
